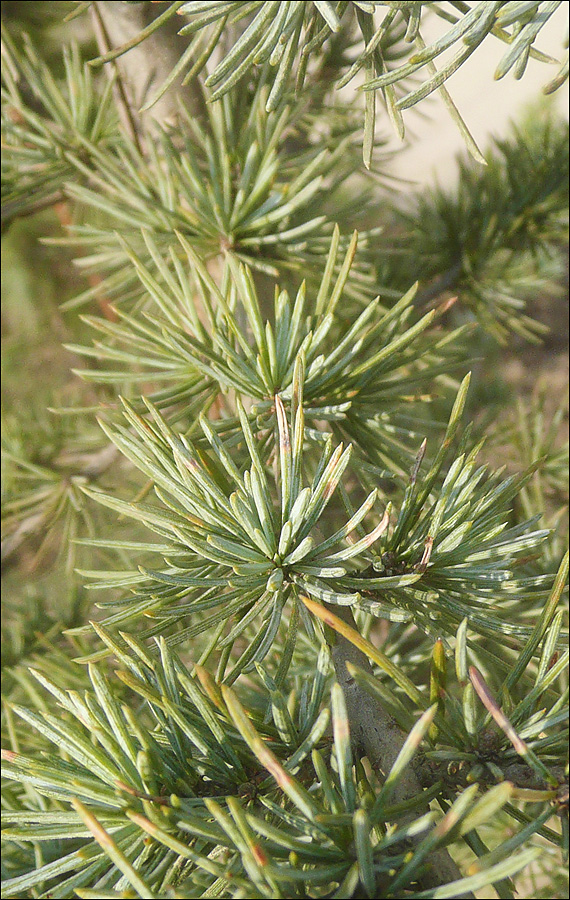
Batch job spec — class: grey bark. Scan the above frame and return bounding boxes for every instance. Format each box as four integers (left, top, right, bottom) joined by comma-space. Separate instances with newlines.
328, 605, 475, 899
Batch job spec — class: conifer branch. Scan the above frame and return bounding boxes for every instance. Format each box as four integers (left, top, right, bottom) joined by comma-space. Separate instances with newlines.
1, 3, 567, 898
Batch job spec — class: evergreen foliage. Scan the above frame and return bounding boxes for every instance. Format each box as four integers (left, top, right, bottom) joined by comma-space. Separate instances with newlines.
1, 3, 568, 899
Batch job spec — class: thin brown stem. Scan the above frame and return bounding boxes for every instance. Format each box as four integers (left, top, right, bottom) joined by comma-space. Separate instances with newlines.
92, 1, 205, 131
90, 3, 143, 152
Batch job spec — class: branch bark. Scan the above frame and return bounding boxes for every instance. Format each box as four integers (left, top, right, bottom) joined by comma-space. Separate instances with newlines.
326, 604, 475, 900
415, 755, 567, 794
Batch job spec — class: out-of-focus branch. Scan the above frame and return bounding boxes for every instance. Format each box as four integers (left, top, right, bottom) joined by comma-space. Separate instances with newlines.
414, 260, 464, 309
